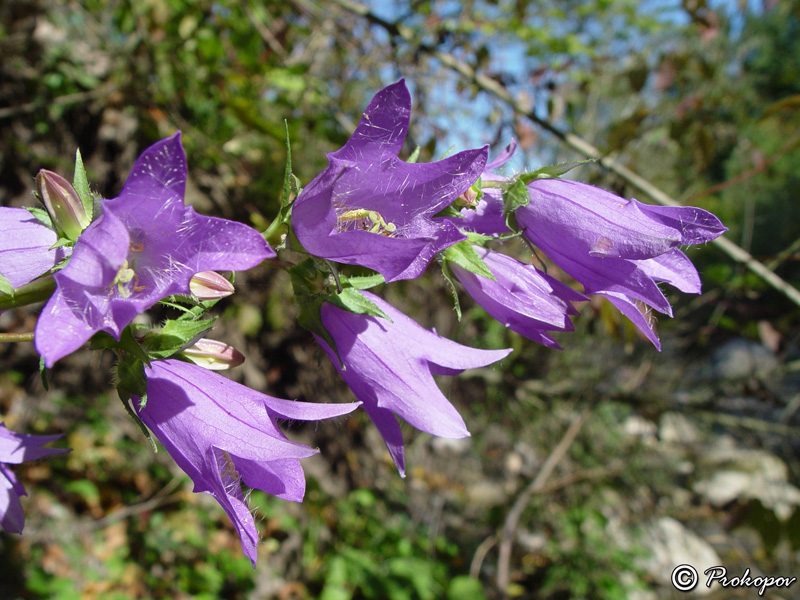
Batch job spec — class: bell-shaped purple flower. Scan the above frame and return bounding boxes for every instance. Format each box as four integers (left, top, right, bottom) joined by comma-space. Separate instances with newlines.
35, 132, 274, 366
0, 423, 69, 533
314, 291, 511, 476
517, 179, 726, 349
0, 208, 64, 290
450, 247, 587, 348
291, 80, 488, 282
135, 359, 360, 566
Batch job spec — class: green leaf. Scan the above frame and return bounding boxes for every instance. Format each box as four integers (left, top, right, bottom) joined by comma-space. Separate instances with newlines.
406, 145, 421, 164
447, 576, 488, 600
340, 273, 385, 290
25, 206, 54, 230
442, 240, 495, 280
328, 287, 391, 321
142, 318, 216, 360
73, 149, 94, 221
0, 273, 13, 297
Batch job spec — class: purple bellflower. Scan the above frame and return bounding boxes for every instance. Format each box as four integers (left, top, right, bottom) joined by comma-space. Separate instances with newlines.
314, 291, 511, 476
135, 359, 360, 567
0, 423, 69, 533
0, 208, 64, 289
450, 247, 587, 348
291, 80, 488, 282
517, 179, 727, 349
35, 132, 274, 366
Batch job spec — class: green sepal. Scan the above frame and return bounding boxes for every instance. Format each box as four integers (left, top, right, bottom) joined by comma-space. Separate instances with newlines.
433, 205, 464, 219
406, 145, 421, 164
73, 149, 94, 222
440, 261, 462, 321
117, 388, 157, 453
339, 273, 385, 290
465, 231, 499, 245
25, 206, 55, 230
116, 356, 148, 400
516, 159, 594, 183
90, 326, 150, 366
0, 273, 13, 297
142, 318, 216, 360
327, 287, 391, 322
503, 177, 530, 213
48, 237, 74, 251
281, 121, 294, 210
39, 355, 49, 391
442, 240, 495, 281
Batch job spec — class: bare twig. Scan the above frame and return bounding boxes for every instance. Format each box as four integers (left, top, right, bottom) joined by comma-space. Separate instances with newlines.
328, 0, 800, 309
496, 408, 591, 595
469, 460, 620, 580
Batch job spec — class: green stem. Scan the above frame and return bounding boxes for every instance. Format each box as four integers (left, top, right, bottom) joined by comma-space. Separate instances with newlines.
262, 215, 286, 244
0, 332, 35, 342
0, 277, 56, 312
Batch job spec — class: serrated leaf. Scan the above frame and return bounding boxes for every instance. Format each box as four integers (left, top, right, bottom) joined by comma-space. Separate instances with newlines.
340, 273, 385, 290
142, 318, 216, 360
328, 287, 391, 321
73, 149, 93, 221
440, 262, 462, 321
25, 206, 54, 230
442, 241, 495, 280
0, 272, 13, 297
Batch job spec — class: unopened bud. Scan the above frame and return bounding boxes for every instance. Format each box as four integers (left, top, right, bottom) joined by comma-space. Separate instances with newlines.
455, 182, 482, 208
35, 169, 90, 241
189, 271, 235, 300
180, 339, 245, 370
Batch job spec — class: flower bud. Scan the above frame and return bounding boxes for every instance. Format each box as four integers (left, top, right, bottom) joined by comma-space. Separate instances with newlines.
35, 169, 90, 241
189, 271, 235, 300
180, 338, 245, 370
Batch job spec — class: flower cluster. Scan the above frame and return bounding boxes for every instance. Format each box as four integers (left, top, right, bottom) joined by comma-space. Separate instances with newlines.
0, 79, 726, 566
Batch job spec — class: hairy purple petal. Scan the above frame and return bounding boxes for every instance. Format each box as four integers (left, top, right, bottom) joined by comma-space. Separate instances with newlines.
292, 80, 488, 281
136, 359, 358, 566
315, 291, 510, 476
0, 423, 68, 534
452, 248, 587, 348
35, 132, 274, 366
0, 208, 61, 289
516, 180, 726, 347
